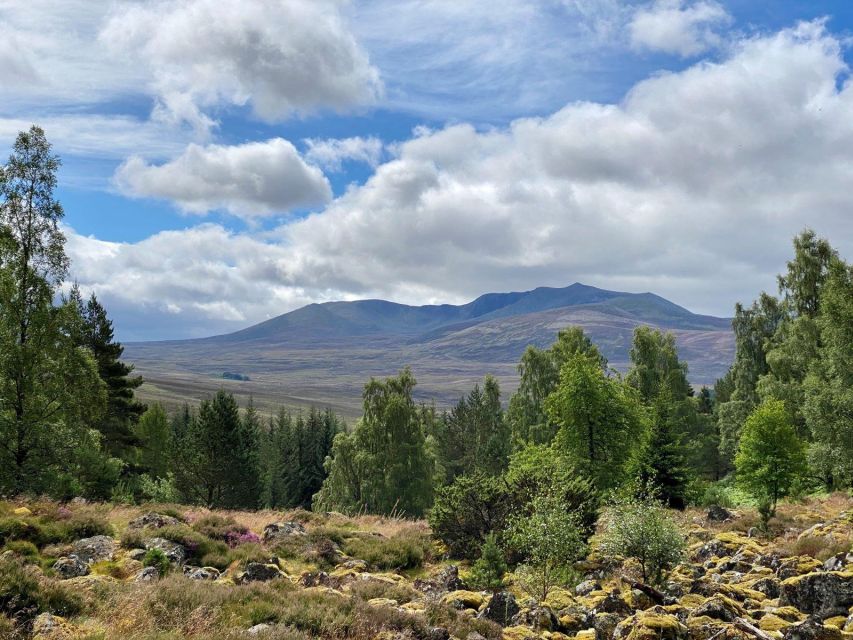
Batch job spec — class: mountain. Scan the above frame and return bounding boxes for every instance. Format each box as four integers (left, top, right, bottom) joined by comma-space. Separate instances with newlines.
125, 283, 735, 420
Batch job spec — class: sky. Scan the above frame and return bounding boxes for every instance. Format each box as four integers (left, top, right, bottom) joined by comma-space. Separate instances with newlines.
2, 0, 853, 341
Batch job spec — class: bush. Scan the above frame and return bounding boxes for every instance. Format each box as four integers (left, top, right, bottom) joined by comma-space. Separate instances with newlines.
143, 548, 171, 577
120, 528, 146, 550
468, 533, 507, 592
41, 512, 113, 543
0, 518, 43, 546
429, 473, 510, 559
599, 496, 685, 584
156, 525, 227, 563
191, 514, 248, 541
343, 530, 431, 570
3, 540, 39, 562
0, 558, 82, 623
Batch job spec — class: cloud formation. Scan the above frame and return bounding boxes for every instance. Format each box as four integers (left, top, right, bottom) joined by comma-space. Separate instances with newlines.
114, 139, 332, 219
100, 0, 382, 134
304, 137, 385, 172
630, 0, 731, 57
70, 21, 853, 341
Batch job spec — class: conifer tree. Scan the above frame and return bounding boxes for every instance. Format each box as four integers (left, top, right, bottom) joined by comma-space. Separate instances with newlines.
135, 403, 171, 478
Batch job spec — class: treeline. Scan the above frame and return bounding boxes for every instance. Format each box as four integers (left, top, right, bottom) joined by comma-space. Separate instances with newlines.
0, 126, 345, 508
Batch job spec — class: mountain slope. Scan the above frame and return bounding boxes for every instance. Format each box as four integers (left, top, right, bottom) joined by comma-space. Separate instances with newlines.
125, 283, 735, 419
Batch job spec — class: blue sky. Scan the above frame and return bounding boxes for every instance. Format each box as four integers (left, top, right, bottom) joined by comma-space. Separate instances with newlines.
2, 0, 853, 340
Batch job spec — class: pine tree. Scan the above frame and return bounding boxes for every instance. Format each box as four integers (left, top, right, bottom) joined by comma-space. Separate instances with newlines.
135, 403, 171, 478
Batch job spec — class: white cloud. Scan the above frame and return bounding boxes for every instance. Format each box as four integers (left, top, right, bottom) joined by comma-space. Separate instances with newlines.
629, 0, 731, 57
70, 22, 853, 340
114, 139, 332, 219
100, 0, 382, 134
304, 136, 385, 172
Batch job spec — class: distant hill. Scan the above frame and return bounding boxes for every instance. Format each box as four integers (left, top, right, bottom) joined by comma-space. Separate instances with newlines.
125, 283, 735, 420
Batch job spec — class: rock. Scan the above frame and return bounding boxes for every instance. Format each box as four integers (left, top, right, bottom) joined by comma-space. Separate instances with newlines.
595, 590, 633, 616
368, 597, 400, 608
32, 613, 74, 640
128, 512, 180, 529
235, 562, 284, 584
780, 572, 853, 618
690, 595, 745, 622
752, 577, 782, 599
71, 535, 115, 564
247, 623, 272, 636
415, 565, 466, 595
478, 591, 520, 626
184, 566, 220, 580
127, 548, 147, 561
441, 590, 485, 610
822, 554, 852, 573
613, 610, 688, 640
782, 616, 843, 640
707, 506, 732, 522
467, 633, 487, 640
135, 566, 159, 582
576, 579, 602, 596
593, 612, 622, 640
425, 627, 450, 640
512, 604, 558, 631
52, 556, 90, 579
13, 506, 32, 517
145, 537, 186, 565
262, 521, 306, 544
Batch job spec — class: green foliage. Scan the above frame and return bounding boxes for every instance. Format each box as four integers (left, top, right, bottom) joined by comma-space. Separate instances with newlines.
0, 557, 82, 623
507, 493, 585, 600
135, 403, 171, 478
428, 473, 510, 559
120, 527, 146, 549
735, 400, 806, 524
156, 524, 227, 564
343, 530, 431, 570
142, 548, 170, 577
468, 533, 507, 592
508, 327, 606, 447
600, 496, 685, 584
546, 354, 644, 491
315, 368, 433, 517
433, 375, 510, 485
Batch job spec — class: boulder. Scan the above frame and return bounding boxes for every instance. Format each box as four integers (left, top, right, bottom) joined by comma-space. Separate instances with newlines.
441, 590, 485, 610
184, 566, 220, 580
576, 579, 603, 596
247, 623, 273, 636
31, 613, 74, 640
414, 564, 466, 595
145, 537, 186, 565
71, 535, 115, 564
593, 612, 622, 640
751, 577, 782, 599
822, 554, 852, 573
235, 562, 285, 584
613, 610, 688, 640
782, 616, 844, 640
690, 595, 745, 622
512, 604, 558, 631
707, 506, 732, 522
262, 521, 306, 544
135, 566, 159, 582
52, 556, 89, 579
128, 512, 180, 529
478, 591, 520, 626
595, 590, 633, 616
780, 572, 853, 618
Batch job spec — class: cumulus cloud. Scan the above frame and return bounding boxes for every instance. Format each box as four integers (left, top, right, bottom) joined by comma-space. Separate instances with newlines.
304, 136, 385, 172
114, 139, 332, 219
629, 0, 731, 57
100, 0, 382, 134
71, 22, 853, 340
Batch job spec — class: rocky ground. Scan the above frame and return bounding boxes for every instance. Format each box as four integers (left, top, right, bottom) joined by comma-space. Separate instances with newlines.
0, 495, 851, 640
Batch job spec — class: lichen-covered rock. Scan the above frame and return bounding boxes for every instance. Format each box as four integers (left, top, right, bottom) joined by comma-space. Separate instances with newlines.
128, 512, 180, 529
593, 612, 622, 640
262, 521, 306, 544
184, 566, 220, 580
32, 613, 75, 640
595, 591, 633, 616
135, 566, 159, 582
479, 592, 520, 626
782, 616, 844, 640
614, 609, 688, 640
71, 535, 115, 564
53, 556, 90, 579
512, 605, 558, 631
690, 595, 746, 622
442, 590, 485, 610
751, 576, 781, 599
780, 572, 853, 617
235, 562, 285, 584
707, 506, 732, 522
415, 565, 466, 595
247, 623, 273, 635
145, 537, 186, 565
576, 580, 602, 596
822, 554, 853, 573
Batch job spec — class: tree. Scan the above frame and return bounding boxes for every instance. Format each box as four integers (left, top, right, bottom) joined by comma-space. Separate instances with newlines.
135, 403, 171, 478
508, 327, 606, 447
434, 376, 510, 484
315, 369, 433, 516
777, 229, 836, 319
545, 354, 644, 491
173, 391, 247, 508
735, 400, 806, 526
0, 126, 106, 495
507, 493, 585, 600
71, 289, 145, 460
231, 398, 262, 509
468, 533, 508, 592
626, 327, 691, 403
600, 496, 685, 584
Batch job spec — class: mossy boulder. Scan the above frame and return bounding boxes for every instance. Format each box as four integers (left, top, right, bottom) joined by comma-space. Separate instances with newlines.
780, 572, 853, 617
442, 590, 485, 610
614, 610, 688, 640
